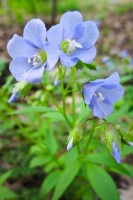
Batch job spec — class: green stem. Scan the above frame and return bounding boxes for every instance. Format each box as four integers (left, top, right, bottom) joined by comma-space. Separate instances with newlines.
58, 65, 65, 113
71, 67, 76, 126
84, 120, 96, 153
41, 82, 73, 129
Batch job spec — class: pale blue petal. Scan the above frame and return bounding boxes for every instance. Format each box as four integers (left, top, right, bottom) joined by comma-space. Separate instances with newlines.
10, 57, 45, 84
77, 21, 99, 48
82, 82, 103, 104
23, 19, 46, 49
60, 11, 82, 39
25, 65, 45, 84
88, 72, 120, 85
104, 72, 120, 85
112, 142, 121, 163
71, 46, 96, 63
45, 44, 61, 70
47, 24, 63, 45
72, 23, 84, 39
98, 85, 124, 103
7, 34, 38, 59
91, 102, 105, 119
96, 99, 114, 118
89, 96, 104, 118
60, 52, 78, 67
9, 57, 33, 81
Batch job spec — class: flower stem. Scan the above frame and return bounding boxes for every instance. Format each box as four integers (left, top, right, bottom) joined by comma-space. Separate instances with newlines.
58, 65, 66, 113
84, 119, 96, 153
41, 82, 73, 129
71, 67, 76, 126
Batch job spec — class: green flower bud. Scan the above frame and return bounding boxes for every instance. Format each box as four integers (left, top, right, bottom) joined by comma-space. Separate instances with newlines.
13, 80, 32, 98
67, 123, 86, 150
104, 124, 121, 163
116, 126, 133, 146
13, 80, 28, 93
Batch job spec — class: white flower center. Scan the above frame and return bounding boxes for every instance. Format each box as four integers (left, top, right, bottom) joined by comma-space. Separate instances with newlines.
94, 92, 105, 102
66, 39, 82, 54
22, 54, 43, 78
28, 54, 42, 67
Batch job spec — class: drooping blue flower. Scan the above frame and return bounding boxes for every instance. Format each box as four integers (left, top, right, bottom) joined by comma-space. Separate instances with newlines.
7, 19, 60, 84
47, 11, 99, 67
82, 72, 124, 119
112, 141, 121, 164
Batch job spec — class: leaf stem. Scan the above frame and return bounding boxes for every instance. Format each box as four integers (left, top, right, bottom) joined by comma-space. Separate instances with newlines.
84, 119, 97, 153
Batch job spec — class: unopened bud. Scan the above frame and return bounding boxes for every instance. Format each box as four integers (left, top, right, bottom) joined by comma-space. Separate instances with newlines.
8, 80, 31, 103
112, 141, 121, 164
116, 127, 133, 147
8, 92, 19, 103
104, 124, 121, 163
66, 123, 86, 150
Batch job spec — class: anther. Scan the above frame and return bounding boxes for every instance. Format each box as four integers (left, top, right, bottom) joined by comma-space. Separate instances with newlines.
28, 58, 31, 63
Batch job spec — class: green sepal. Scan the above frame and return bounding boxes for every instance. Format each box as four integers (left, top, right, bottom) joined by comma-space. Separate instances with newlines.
76, 78, 90, 91
116, 126, 133, 146
13, 80, 32, 98
13, 80, 28, 93
18, 84, 32, 98
76, 60, 97, 70
67, 123, 86, 147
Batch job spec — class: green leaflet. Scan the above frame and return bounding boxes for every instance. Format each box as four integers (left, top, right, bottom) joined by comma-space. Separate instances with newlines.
86, 163, 120, 200
40, 170, 62, 199
52, 160, 81, 200
0, 187, 18, 199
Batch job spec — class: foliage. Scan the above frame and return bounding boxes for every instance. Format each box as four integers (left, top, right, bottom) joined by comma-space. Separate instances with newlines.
1, 52, 133, 199
0, 5, 133, 200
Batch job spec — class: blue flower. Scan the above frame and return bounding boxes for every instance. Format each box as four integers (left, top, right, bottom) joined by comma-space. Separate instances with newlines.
47, 11, 99, 67
7, 19, 60, 84
112, 141, 121, 164
82, 72, 124, 119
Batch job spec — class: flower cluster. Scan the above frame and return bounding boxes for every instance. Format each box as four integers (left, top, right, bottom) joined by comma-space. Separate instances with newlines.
7, 11, 99, 85
7, 11, 124, 119
7, 11, 126, 163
